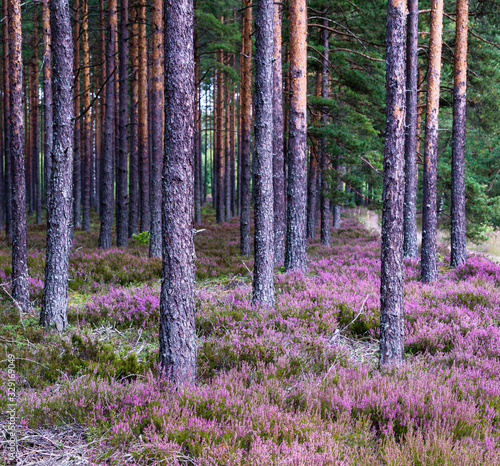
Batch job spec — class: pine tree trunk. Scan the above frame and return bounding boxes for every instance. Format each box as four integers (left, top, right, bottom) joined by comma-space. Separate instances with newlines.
2, 0, 11, 242
306, 145, 318, 239
216, 47, 225, 223
138, 0, 149, 232
403, 0, 419, 258
193, 43, 202, 225
450, 0, 468, 267
149, 0, 164, 255
32, 8, 42, 225
160, 0, 196, 384
272, 2, 285, 264
81, 0, 92, 231
379, 0, 406, 368
252, 0, 275, 307
42, 0, 53, 219
9, 0, 29, 312
285, 0, 307, 271
421, 0, 444, 284
224, 68, 231, 222
72, 0, 81, 228
320, 20, 330, 246
240, 0, 252, 256
128, 5, 139, 237
40, 0, 74, 329
98, 0, 117, 249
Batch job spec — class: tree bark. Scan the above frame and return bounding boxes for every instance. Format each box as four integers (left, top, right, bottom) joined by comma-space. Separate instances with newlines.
128, 5, 139, 237
285, 0, 307, 271
9, 0, 29, 312
421, 0, 444, 284
32, 7, 42, 225
98, 0, 117, 249
42, 0, 53, 220
2, 0, 11, 242
224, 67, 231, 222
320, 20, 330, 246
252, 0, 275, 307
72, 0, 81, 228
230, 87, 236, 217
403, 0, 419, 259
138, 0, 149, 232
40, 0, 74, 329
450, 0, 468, 268
160, 0, 196, 384
306, 145, 318, 239
81, 0, 92, 231
215, 47, 225, 223
379, 0, 406, 368
240, 0, 252, 256
272, 2, 285, 264
149, 0, 163, 256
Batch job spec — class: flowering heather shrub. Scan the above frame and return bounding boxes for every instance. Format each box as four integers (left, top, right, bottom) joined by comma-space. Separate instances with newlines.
4, 212, 500, 464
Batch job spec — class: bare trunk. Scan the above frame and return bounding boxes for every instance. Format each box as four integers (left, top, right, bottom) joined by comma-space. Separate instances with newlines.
160, 0, 196, 384
138, 0, 149, 232
149, 0, 163, 256
224, 68, 231, 222
421, 0, 444, 283
193, 43, 202, 225
2, 0, 11, 242
72, 0, 81, 228
32, 8, 42, 225
98, 0, 117, 249
403, 0, 419, 258
215, 47, 224, 223
272, 2, 285, 264
320, 19, 330, 246
379, 0, 406, 368
240, 1, 252, 256
9, 0, 29, 312
285, 0, 307, 271
41, 0, 74, 329
450, 0, 468, 267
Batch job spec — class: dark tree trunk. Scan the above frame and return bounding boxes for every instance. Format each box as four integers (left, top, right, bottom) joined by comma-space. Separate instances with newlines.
149, 0, 163, 256
2, 0, 12, 242
252, 0, 275, 307
379, 0, 406, 368
116, 0, 129, 243
215, 48, 224, 223
285, 0, 307, 271
81, 0, 91, 231
240, 0, 252, 256
403, 0, 419, 258
9, 0, 29, 312
32, 8, 42, 225
98, 0, 117, 249
230, 88, 236, 217
332, 160, 341, 228
320, 20, 330, 246
160, 0, 196, 384
450, 0, 468, 267
128, 6, 139, 237
138, 0, 149, 232
212, 68, 217, 210
421, 0, 443, 283
224, 72, 231, 222
40, 0, 74, 329
72, 0, 81, 228
42, 0, 53, 219
272, 2, 285, 264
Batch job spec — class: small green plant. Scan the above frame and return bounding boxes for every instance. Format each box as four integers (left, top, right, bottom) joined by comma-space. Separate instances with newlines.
132, 231, 150, 245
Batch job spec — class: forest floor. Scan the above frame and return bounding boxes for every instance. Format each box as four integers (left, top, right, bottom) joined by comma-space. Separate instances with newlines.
1, 206, 500, 465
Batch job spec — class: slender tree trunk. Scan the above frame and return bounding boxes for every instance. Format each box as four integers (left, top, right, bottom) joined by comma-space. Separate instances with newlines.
212, 67, 217, 209
138, 0, 149, 232
128, 5, 139, 237
98, 0, 117, 249
403, 0, 419, 258
450, 0, 468, 267
3, 0, 11, 242
320, 19, 330, 246
73, 0, 81, 228
32, 8, 42, 225
160, 0, 196, 384
285, 0, 307, 271
421, 0, 444, 283
193, 42, 202, 225
42, 0, 53, 219
149, 0, 163, 255
9, 0, 29, 312
224, 69, 231, 222
240, 0, 252, 256
252, 0, 275, 306
379, 0, 406, 368
307, 74, 320, 241
40, 0, 74, 329
216, 47, 225, 223
81, 0, 92, 231
230, 87, 236, 217
272, 2, 285, 264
